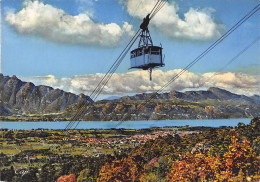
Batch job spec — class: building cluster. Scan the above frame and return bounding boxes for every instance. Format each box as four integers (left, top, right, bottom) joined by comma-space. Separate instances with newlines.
68, 131, 176, 151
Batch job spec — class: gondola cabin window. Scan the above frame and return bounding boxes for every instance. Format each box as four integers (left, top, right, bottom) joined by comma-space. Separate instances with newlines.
130, 46, 164, 70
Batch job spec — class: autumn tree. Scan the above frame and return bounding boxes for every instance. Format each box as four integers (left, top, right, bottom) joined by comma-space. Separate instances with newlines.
57, 174, 76, 182
167, 131, 260, 181
115, 104, 124, 113
140, 157, 169, 182
167, 153, 222, 181
97, 156, 144, 182
154, 104, 164, 112
205, 106, 215, 115
137, 104, 145, 111
129, 135, 182, 162
219, 131, 260, 180
102, 103, 111, 113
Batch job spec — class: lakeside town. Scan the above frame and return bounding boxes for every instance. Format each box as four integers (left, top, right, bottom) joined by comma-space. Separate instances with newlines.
1, 126, 195, 159
1, 118, 259, 181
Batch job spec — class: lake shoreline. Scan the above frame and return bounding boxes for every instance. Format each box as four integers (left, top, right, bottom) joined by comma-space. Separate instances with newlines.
0, 116, 252, 122
0, 118, 252, 130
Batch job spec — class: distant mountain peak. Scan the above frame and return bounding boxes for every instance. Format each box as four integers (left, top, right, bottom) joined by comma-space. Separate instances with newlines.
11, 75, 18, 79
208, 87, 231, 93
0, 74, 93, 115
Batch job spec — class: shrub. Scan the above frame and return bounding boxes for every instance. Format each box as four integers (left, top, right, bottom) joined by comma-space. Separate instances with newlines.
57, 174, 76, 182
97, 156, 144, 182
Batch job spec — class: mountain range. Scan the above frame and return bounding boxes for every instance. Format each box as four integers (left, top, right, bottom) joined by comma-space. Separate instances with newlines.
0, 74, 259, 121
0, 74, 92, 116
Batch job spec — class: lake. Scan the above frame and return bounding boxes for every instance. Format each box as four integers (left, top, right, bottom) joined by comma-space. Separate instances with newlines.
0, 118, 251, 130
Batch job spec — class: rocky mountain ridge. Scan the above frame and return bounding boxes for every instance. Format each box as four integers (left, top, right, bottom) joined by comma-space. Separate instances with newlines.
75, 87, 260, 121
118, 87, 259, 105
0, 74, 92, 115
0, 74, 259, 121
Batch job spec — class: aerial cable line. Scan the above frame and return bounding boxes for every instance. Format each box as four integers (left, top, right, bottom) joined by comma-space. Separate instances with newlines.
65, 0, 171, 130
90, 29, 141, 100
67, 2, 259, 130
66, 0, 146, 126
85, 0, 145, 102
150, 0, 161, 15
199, 36, 260, 88
72, 30, 142, 129
92, 31, 142, 101
150, 0, 167, 18
152, 0, 167, 15
76, 34, 259, 152
65, 0, 168, 130
150, 0, 168, 19
89, 1, 145, 99
90, 0, 167, 102
113, 3, 260, 128
68, 30, 141, 130
89, 0, 145, 100
65, 5, 145, 130
65, 29, 142, 130
83, 0, 157, 100
148, 3, 260, 100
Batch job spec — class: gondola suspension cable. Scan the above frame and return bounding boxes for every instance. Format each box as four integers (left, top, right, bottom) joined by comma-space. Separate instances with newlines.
150, 0, 167, 17
149, 3, 260, 100
113, 3, 260, 128
149, 0, 161, 16
65, 30, 142, 130
66, 3, 259, 130
73, 30, 142, 129
92, 31, 141, 101
65, 29, 142, 128
86, 0, 145, 101
73, 29, 141, 126
76, 35, 260, 153
65, 0, 168, 130
78, 0, 160, 101
150, 0, 168, 19
89, 0, 145, 100
199, 36, 260, 88
90, 29, 142, 100
89, 4, 145, 100
65, 1, 146, 130
90, 0, 168, 101
85, 0, 170, 113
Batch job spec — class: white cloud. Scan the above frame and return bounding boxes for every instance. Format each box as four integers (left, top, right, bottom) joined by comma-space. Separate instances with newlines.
125, 0, 224, 41
21, 70, 260, 98
5, 0, 134, 47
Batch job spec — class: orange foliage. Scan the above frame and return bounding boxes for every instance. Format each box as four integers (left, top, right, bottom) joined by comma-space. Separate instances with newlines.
97, 156, 144, 182
57, 174, 76, 182
220, 131, 260, 180
167, 153, 222, 181
167, 131, 260, 181
205, 106, 215, 114
102, 103, 111, 113
115, 104, 124, 113
137, 104, 145, 111
155, 104, 164, 112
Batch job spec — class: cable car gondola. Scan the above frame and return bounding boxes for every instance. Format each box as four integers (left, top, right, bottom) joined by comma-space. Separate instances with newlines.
130, 14, 165, 81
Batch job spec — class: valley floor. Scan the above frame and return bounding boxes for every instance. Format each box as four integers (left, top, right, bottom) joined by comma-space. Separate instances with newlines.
0, 118, 259, 181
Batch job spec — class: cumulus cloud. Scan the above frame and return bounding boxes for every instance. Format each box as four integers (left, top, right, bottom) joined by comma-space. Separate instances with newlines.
22, 70, 260, 98
5, 0, 134, 47
125, 0, 224, 40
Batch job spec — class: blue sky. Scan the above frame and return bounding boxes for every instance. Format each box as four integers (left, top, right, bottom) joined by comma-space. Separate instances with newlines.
1, 0, 260, 97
